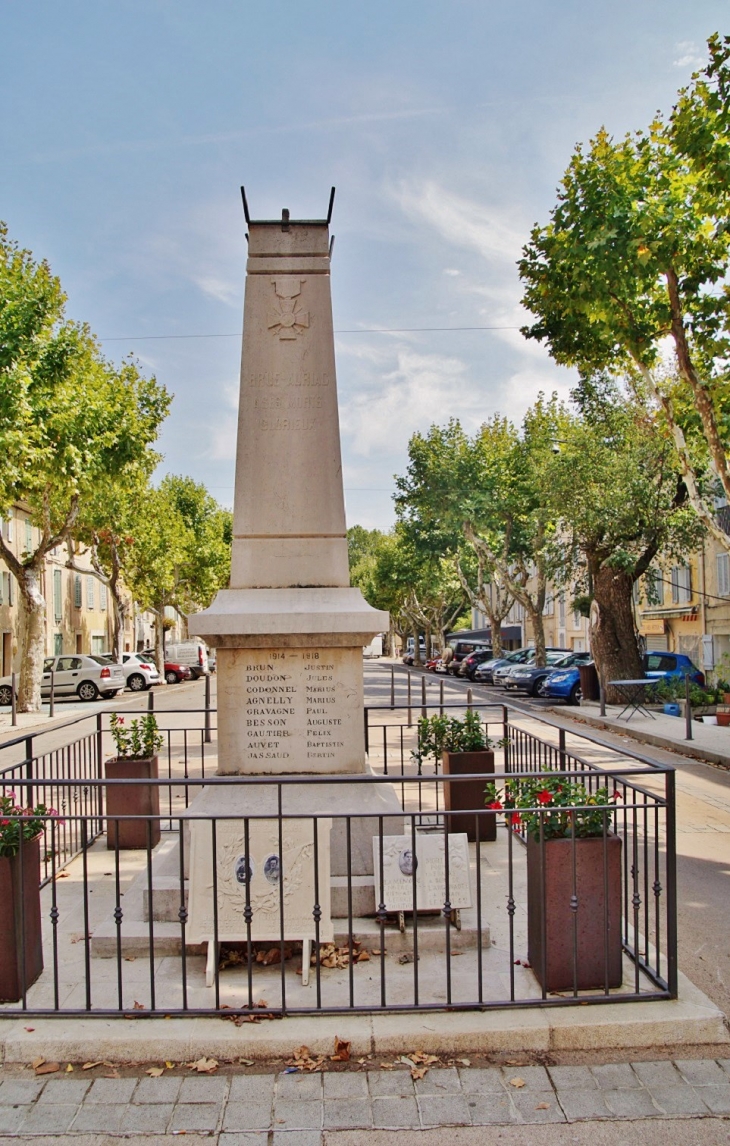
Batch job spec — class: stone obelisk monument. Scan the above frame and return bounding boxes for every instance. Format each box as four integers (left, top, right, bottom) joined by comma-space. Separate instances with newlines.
190, 190, 388, 772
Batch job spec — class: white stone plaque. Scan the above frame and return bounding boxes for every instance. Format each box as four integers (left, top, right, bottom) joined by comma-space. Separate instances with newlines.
372, 833, 472, 913
187, 816, 333, 945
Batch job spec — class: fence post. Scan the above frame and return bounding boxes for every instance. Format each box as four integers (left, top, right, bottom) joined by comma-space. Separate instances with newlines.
684, 673, 692, 741
364, 707, 370, 755
148, 688, 155, 713
665, 767, 678, 997
407, 671, 412, 728
599, 674, 606, 717
502, 704, 510, 772
390, 665, 395, 710
558, 727, 566, 770
49, 669, 55, 718
204, 673, 212, 743
421, 675, 427, 719
467, 687, 473, 710
96, 712, 105, 820
439, 679, 444, 716
11, 671, 16, 727
25, 734, 33, 808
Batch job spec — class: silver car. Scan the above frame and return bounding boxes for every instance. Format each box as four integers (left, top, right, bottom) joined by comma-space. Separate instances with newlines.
0, 655, 126, 705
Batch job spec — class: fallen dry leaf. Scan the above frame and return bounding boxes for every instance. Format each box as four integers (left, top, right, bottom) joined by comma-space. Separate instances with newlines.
24, 1027, 34, 1032
35, 1062, 60, 1076
165, 1061, 174, 1069
509, 1077, 526, 1089
146, 1067, 164, 1077
188, 1057, 218, 1074
82, 1062, 102, 1071
238, 1058, 254, 1067
411, 1066, 428, 1080
380, 1062, 394, 1070
356, 950, 370, 962
65, 1064, 74, 1073
124, 956, 136, 962
31, 1057, 45, 1070
57, 871, 70, 879
102, 1071, 120, 1079
256, 999, 268, 1008
456, 1058, 471, 1067
133, 1000, 145, 1010
535, 1102, 551, 1110
332, 1037, 351, 1062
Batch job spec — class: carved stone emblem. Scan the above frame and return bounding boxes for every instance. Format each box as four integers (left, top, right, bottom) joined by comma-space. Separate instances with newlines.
268, 278, 309, 340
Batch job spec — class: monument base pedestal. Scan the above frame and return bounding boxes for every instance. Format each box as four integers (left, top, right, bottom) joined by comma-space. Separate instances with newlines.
182, 777, 404, 919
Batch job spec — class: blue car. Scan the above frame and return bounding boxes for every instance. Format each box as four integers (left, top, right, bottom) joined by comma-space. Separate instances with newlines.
540, 651, 705, 706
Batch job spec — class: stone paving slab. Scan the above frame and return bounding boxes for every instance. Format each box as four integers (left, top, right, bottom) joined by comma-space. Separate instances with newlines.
0, 1058, 729, 1139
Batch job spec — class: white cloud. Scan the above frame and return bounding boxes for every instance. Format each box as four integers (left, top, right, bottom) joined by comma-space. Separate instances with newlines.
390, 180, 525, 265
673, 41, 705, 69
206, 381, 239, 461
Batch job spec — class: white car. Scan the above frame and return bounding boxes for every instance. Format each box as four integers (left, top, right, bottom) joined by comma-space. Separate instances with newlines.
120, 652, 161, 692
0, 655, 126, 705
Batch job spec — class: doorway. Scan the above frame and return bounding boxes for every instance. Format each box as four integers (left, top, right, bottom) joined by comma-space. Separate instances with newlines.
75, 632, 83, 654
1, 632, 11, 676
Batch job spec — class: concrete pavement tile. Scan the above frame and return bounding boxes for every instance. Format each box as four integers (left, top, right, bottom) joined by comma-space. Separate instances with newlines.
718, 1058, 730, 1078
223, 1102, 273, 1131
372, 1096, 419, 1128
418, 1093, 471, 1126
323, 1098, 373, 1129
276, 1071, 323, 1101
0, 1106, 26, 1134
229, 1074, 276, 1103
37, 1078, 91, 1103
219, 1135, 269, 1146
414, 1067, 461, 1094
675, 1059, 728, 1086
501, 1065, 551, 1090
590, 1063, 641, 1089
368, 1070, 415, 1098
648, 1085, 710, 1116
468, 1093, 516, 1124
557, 1088, 612, 1120
695, 1084, 730, 1114
132, 1074, 182, 1103
459, 1067, 504, 1094
71, 1103, 130, 1133
602, 1088, 659, 1118
178, 1074, 229, 1103
510, 1091, 566, 1123
86, 1077, 138, 1103
631, 1061, 682, 1088
0, 1079, 45, 1104
120, 1103, 174, 1133
272, 1133, 322, 1146
323, 1072, 368, 1098
547, 1065, 596, 1090
272, 1100, 322, 1130
170, 1102, 223, 1132
19, 1102, 78, 1133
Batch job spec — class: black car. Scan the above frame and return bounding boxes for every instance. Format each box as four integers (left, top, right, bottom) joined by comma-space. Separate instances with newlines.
457, 648, 495, 680
446, 641, 491, 675
504, 651, 592, 697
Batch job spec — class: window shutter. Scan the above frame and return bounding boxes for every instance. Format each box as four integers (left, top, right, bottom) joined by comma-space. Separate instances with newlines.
54, 569, 63, 621
86, 576, 95, 609
74, 575, 82, 608
718, 553, 730, 598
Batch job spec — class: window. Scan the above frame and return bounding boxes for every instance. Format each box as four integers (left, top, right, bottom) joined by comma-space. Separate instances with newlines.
24, 519, 32, 553
671, 565, 692, 604
74, 575, 82, 609
91, 635, 106, 654
718, 553, 730, 598
542, 595, 554, 617
86, 575, 95, 609
4, 517, 12, 543
646, 567, 664, 606
100, 583, 107, 610
53, 633, 63, 656
1, 571, 14, 607
54, 569, 63, 622
558, 593, 566, 626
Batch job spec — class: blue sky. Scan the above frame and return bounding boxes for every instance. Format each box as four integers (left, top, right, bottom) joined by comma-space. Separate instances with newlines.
1, 2, 724, 529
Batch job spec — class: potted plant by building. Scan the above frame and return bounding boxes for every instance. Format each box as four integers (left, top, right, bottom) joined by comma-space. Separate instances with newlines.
0, 793, 58, 1002
415, 710, 499, 841
485, 775, 623, 991
106, 713, 163, 850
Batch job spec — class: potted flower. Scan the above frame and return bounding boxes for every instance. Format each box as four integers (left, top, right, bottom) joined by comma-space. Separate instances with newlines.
0, 794, 58, 1001
485, 774, 623, 991
416, 710, 500, 841
106, 713, 163, 850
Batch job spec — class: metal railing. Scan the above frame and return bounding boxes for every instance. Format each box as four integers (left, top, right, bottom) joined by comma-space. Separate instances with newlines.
0, 698, 676, 1017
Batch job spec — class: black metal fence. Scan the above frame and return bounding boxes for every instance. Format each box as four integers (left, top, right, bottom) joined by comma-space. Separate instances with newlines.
0, 700, 676, 1018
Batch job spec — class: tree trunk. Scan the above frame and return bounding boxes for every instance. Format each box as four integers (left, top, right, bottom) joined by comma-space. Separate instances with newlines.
16, 566, 47, 713
153, 605, 166, 682
425, 625, 432, 661
413, 631, 422, 666
486, 609, 503, 658
525, 602, 547, 666
590, 565, 643, 702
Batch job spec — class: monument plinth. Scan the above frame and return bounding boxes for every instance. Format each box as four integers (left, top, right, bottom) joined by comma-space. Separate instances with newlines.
190, 194, 388, 776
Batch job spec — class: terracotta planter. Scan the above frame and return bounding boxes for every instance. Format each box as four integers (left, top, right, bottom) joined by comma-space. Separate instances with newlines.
527, 833, 622, 992
717, 713, 730, 727
441, 750, 496, 842
723, 693, 730, 706
0, 834, 44, 1002
105, 756, 160, 850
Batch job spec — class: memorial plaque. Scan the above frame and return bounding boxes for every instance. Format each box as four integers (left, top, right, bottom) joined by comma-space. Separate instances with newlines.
373, 833, 472, 913
187, 816, 333, 944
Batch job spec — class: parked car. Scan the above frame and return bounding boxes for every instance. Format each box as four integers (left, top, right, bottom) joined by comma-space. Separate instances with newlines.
457, 648, 494, 680
446, 641, 491, 675
643, 652, 704, 686
143, 640, 209, 680
163, 661, 193, 685
120, 652, 161, 692
538, 663, 585, 705
474, 647, 536, 685
505, 651, 592, 697
0, 655, 125, 706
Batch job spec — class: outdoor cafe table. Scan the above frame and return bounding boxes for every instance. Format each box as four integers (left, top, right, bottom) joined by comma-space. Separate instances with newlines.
608, 678, 656, 721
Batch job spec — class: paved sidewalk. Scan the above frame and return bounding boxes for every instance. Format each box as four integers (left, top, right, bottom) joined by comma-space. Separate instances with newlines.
2, 1059, 730, 1142
562, 701, 730, 769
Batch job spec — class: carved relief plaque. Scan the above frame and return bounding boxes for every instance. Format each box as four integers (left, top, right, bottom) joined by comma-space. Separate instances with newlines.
372, 832, 472, 914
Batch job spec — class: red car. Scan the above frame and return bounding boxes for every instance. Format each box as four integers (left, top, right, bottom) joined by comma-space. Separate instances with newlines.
164, 661, 192, 685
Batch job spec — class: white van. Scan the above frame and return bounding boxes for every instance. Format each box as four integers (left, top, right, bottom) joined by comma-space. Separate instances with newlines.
164, 640, 209, 679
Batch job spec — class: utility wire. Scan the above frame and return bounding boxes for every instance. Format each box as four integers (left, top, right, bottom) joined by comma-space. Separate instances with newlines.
647, 572, 730, 607
97, 325, 521, 342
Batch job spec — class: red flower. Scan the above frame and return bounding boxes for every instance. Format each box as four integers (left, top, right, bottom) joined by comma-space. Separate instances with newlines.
487, 799, 503, 811
509, 812, 522, 827
536, 789, 553, 805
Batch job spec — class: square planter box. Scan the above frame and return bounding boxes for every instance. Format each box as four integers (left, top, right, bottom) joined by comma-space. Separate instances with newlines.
0, 834, 44, 1002
527, 833, 623, 992
442, 750, 496, 842
105, 756, 161, 850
